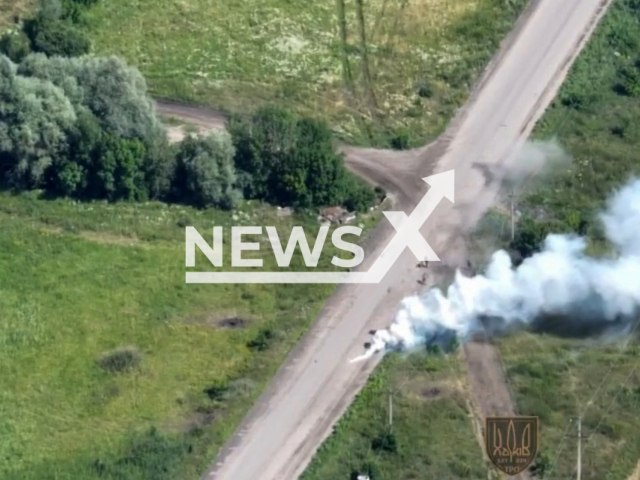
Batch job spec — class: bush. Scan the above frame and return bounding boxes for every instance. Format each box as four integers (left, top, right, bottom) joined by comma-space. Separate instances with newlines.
616, 61, 640, 97
509, 216, 552, 258
24, 14, 90, 57
92, 134, 148, 201
0, 31, 31, 63
203, 381, 229, 401
390, 130, 410, 150
414, 79, 434, 98
97, 346, 142, 373
18, 54, 165, 143
371, 431, 398, 454
530, 451, 552, 478
171, 132, 239, 209
20, 0, 92, 58
230, 105, 376, 211
247, 328, 276, 352
342, 175, 376, 212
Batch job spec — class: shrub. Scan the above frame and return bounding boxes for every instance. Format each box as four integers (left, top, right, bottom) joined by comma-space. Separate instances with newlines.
0, 31, 31, 63
509, 216, 552, 258
414, 79, 434, 98
171, 132, 239, 209
342, 175, 376, 212
97, 346, 142, 373
371, 432, 398, 454
616, 61, 640, 97
91, 134, 148, 201
24, 11, 90, 57
230, 105, 376, 211
203, 381, 229, 401
390, 130, 410, 150
247, 328, 276, 352
530, 451, 552, 478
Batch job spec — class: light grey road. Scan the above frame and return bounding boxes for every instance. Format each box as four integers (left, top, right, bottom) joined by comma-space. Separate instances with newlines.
162, 1, 611, 478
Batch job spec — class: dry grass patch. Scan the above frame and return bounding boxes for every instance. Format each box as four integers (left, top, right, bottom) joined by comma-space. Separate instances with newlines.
84, 0, 527, 146
0, 0, 35, 31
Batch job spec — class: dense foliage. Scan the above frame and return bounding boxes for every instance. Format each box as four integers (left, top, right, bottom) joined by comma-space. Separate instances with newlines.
230, 105, 375, 211
0, 0, 94, 61
0, 54, 173, 202
171, 133, 239, 209
0, 52, 375, 211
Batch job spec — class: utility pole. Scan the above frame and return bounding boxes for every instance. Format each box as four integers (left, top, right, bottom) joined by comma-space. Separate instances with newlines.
577, 416, 582, 480
510, 191, 516, 241
388, 389, 393, 428
567, 416, 587, 479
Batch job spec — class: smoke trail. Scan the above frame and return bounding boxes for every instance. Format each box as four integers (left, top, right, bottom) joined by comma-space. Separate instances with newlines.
356, 179, 640, 360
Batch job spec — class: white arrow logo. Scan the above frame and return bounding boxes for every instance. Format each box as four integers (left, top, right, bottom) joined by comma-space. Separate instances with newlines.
186, 170, 454, 283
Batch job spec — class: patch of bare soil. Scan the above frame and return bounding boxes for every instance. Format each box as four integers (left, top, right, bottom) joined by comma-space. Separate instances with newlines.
421, 387, 443, 399
217, 317, 250, 329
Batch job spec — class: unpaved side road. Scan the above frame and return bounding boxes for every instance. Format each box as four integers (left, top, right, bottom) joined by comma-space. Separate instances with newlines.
159, 1, 611, 478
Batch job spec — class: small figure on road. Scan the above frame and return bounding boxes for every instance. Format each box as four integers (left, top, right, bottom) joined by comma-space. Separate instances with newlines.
417, 273, 427, 286
465, 259, 477, 276
417, 260, 429, 269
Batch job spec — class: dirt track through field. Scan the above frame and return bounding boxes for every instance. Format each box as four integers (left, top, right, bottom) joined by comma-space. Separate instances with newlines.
158, 1, 612, 477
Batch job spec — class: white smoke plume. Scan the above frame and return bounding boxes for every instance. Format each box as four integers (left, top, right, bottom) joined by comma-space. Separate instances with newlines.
353, 178, 640, 362
505, 139, 570, 188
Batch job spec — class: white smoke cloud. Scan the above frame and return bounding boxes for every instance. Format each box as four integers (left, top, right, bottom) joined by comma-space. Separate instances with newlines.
354, 179, 640, 362
506, 139, 570, 187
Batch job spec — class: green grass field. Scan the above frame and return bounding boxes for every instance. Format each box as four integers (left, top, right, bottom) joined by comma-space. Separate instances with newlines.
0, 192, 380, 479
302, 352, 488, 480
500, 335, 640, 480
83, 0, 527, 147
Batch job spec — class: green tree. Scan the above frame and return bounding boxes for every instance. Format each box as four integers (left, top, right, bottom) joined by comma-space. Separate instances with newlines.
23, 0, 90, 57
19, 54, 164, 145
171, 132, 239, 209
230, 105, 298, 201
91, 134, 148, 201
16, 54, 173, 200
0, 30, 31, 63
230, 105, 375, 211
0, 55, 76, 189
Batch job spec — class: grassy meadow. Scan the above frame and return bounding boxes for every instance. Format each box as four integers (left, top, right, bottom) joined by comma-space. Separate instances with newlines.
83, 0, 527, 147
497, 1, 640, 478
0, 191, 379, 479
302, 351, 488, 480
500, 335, 640, 480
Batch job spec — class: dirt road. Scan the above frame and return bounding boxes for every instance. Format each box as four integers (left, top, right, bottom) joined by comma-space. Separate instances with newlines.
160, 1, 610, 478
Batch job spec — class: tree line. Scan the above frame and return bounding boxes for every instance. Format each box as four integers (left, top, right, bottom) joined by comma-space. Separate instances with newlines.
0, 52, 376, 212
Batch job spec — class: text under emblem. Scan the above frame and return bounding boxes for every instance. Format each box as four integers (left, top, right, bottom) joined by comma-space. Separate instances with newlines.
485, 416, 539, 476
